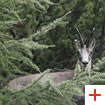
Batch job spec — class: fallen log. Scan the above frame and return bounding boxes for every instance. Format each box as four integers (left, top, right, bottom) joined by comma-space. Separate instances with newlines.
7, 70, 74, 90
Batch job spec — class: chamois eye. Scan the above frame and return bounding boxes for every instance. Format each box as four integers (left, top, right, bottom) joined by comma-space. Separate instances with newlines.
77, 51, 82, 61
90, 51, 93, 56
77, 51, 80, 55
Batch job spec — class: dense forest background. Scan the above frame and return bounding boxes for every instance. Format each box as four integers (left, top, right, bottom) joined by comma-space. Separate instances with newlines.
0, 0, 105, 105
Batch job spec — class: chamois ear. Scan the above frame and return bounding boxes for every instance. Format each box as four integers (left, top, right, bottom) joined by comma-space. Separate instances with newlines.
74, 39, 81, 50
89, 38, 96, 51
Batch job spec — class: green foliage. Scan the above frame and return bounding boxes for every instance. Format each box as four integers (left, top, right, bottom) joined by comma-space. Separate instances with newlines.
74, 57, 105, 86
34, 0, 105, 70
0, 0, 105, 105
1, 57, 105, 105
0, 69, 83, 105
0, 0, 70, 88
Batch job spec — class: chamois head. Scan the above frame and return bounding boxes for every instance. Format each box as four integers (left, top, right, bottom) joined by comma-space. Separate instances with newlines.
75, 28, 96, 67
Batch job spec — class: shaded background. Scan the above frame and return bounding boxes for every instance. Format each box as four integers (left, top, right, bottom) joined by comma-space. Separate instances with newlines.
32, 0, 105, 71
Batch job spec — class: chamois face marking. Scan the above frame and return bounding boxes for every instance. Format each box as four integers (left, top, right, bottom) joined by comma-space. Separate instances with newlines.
77, 45, 92, 66
75, 39, 95, 67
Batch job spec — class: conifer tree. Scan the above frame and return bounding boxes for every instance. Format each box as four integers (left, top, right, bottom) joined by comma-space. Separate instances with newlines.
0, 0, 105, 105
